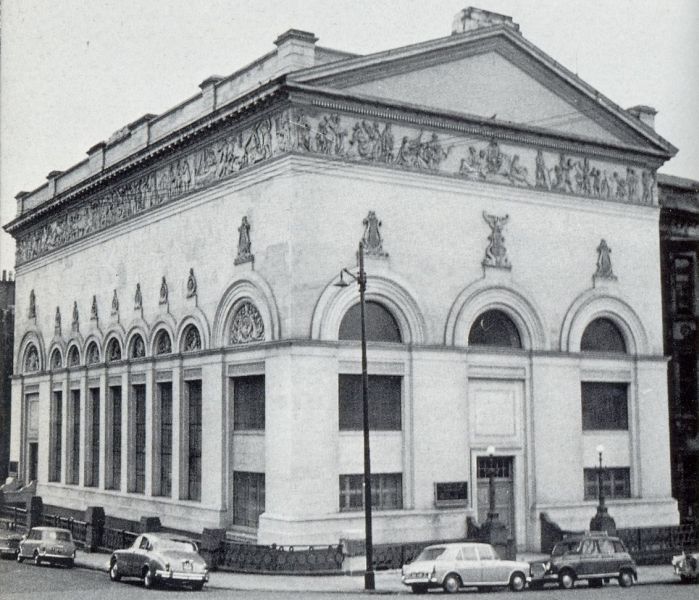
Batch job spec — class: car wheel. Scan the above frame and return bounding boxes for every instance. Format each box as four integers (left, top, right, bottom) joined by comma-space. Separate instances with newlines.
589, 578, 604, 588
109, 560, 121, 581
510, 572, 526, 592
618, 570, 634, 588
559, 570, 575, 589
410, 584, 428, 594
443, 573, 461, 594
66, 559, 74, 569
33, 551, 41, 566
143, 567, 155, 589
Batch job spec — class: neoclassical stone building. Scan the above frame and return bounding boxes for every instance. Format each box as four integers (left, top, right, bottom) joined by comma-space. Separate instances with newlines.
4, 8, 680, 550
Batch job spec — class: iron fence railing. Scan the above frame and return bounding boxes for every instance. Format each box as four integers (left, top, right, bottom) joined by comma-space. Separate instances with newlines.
617, 524, 697, 565
0, 504, 27, 531
40, 514, 88, 547
100, 527, 138, 551
218, 541, 344, 573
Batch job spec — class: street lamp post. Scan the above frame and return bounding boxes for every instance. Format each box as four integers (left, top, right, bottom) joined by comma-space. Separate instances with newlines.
486, 445, 497, 519
589, 444, 616, 534
334, 240, 374, 591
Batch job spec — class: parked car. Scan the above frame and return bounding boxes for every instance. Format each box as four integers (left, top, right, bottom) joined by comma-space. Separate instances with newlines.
401, 542, 530, 593
16, 526, 76, 567
529, 532, 637, 589
0, 530, 22, 558
672, 550, 699, 583
108, 532, 208, 590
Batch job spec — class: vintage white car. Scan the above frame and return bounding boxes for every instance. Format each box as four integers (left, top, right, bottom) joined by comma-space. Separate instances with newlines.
108, 532, 208, 590
401, 542, 530, 593
672, 550, 699, 583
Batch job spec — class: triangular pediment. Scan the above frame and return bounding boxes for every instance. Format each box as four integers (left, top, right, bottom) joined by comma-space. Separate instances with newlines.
291, 27, 674, 155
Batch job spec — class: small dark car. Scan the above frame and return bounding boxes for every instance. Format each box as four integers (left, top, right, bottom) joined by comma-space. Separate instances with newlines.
16, 527, 76, 567
109, 532, 208, 590
0, 530, 22, 558
529, 532, 637, 589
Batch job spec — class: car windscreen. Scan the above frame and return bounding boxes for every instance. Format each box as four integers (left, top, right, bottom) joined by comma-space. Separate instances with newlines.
551, 541, 578, 557
152, 538, 197, 553
46, 531, 72, 542
415, 547, 447, 561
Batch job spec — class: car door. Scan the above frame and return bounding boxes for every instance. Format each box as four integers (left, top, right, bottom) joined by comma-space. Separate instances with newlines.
597, 538, 619, 574
23, 529, 39, 557
122, 535, 144, 576
455, 545, 482, 585
478, 544, 506, 584
577, 539, 599, 576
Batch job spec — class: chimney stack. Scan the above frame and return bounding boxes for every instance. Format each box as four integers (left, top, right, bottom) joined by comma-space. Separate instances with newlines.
452, 7, 519, 35
273, 29, 318, 75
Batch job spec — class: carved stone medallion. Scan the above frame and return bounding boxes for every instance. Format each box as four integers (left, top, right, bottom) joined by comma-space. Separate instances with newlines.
186, 268, 197, 298
229, 301, 265, 344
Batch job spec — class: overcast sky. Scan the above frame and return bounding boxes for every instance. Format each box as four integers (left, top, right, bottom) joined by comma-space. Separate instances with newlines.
1, 0, 698, 272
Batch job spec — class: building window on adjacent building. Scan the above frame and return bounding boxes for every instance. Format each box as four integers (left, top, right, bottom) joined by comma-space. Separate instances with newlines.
233, 471, 265, 528
670, 253, 696, 315
581, 318, 627, 353
339, 374, 401, 430
130, 384, 146, 493
107, 386, 122, 490
48, 391, 62, 482
232, 375, 265, 430
468, 309, 522, 348
85, 388, 100, 487
68, 389, 80, 485
581, 382, 628, 430
184, 380, 202, 501
339, 473, 403, 511
584, 467, 631, 500
156, 382, 173, 497
339, 301, 402, 342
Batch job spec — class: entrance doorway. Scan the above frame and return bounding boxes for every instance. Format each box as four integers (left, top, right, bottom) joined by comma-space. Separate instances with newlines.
476, 456, 515, 535
27, 442, 38, 482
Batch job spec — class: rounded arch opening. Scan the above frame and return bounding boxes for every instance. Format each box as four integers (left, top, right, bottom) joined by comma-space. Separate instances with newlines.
85, 341, 100, 365
181, 324, 202, 352
23, 344, 40, 373
129, 333, 147, 359
106, 337, 123, 362
468, 309, 522, 349
153, 329, 173, 355
50, 347, 63, 370
581, 317, 627, 353
67, 344, 81, 367
339, 300, 403, 343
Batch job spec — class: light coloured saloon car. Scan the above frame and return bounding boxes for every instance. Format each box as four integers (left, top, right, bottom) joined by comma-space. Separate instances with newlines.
401, 542, 530, 593
16, 526, 76, 567
109, 533, 208, 590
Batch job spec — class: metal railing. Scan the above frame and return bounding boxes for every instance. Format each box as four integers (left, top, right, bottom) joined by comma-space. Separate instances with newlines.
100, 526, 138, 551
0, 504, 27, 531
41, 513, 88, 547
617, 525, 697, 565
218, 541, 344, 573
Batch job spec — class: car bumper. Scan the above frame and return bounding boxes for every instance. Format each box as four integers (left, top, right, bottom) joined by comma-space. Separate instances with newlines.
155, 569, 209, 583
38, 552, 74, 562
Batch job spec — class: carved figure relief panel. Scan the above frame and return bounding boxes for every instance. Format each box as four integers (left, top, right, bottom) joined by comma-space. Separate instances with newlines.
229, 301, 265, 345
15, 106, 658, 265
482, 212, 511, 269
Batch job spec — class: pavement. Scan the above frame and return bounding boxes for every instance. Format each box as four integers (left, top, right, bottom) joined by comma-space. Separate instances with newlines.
74, 549, 679, 593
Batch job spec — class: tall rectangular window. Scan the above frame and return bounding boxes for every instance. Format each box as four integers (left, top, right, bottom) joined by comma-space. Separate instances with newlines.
339, 375, 402, 430
581, 382, 628, 430
186, 380, 202, 501
69, 389, 80, 485
108, 386, 122, 490
49, 391, 62, 482
339, 473, 403, 511
233, 375, 265, 430
133, 384, 146, 493
157, 382, 173, 497
233, 471, 265, 528
584, 467, 631, 500
85, 388, 100, 487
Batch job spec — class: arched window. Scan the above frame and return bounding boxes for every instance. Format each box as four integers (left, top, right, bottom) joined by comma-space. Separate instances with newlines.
182, 325, 202, 352
67, 345, 80, 367
23, 344, 40, 373
106, 338, 122, 362
129, 334, 146, 359
338, 301, 402, 343
50, 348, 62, 370
228, 301, 265, 345
86, 342, 100, 365
581, 317, 627, 353
468, 309, 522, 348
154, 330, 172, 355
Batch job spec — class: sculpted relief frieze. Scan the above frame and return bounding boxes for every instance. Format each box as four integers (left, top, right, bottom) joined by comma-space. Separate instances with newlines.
16, 106, 657, 265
